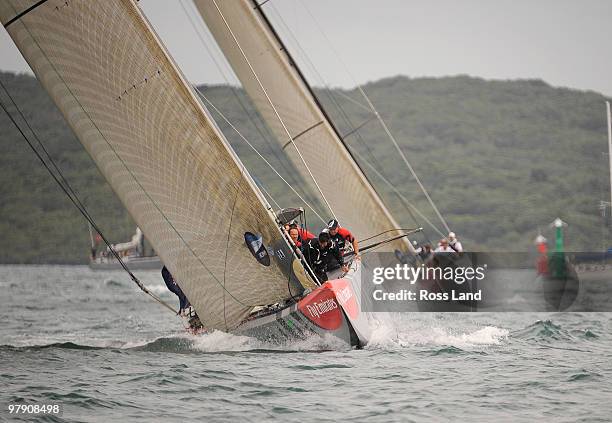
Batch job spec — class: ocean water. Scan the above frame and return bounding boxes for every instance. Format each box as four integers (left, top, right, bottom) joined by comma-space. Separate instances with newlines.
1, 265, 611, 422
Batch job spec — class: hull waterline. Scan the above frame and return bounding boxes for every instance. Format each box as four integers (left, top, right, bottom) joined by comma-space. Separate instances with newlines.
233, 261, 369, 348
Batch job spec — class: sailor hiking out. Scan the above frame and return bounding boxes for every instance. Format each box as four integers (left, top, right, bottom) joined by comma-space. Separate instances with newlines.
161, 266, 191, 314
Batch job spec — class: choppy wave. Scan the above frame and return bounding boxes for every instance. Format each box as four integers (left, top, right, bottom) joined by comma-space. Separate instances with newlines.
513, 319, 571, 341
0, 316, 514, 354
103, 278, 125, 288
2, 317, 604, 356
365, 313, 509, 351
0, 330, 352, 354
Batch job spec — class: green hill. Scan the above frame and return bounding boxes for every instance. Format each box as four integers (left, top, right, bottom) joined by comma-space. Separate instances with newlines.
0, 70, 609, 263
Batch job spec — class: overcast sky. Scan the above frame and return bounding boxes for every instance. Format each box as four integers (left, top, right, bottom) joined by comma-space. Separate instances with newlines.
2, 0, 611, 96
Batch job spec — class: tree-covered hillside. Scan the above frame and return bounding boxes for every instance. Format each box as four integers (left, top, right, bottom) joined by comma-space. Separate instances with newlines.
0, 71, 609, 263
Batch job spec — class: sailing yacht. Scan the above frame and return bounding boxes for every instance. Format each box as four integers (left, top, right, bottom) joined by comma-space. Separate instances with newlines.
89, 227, 162, 270
1, 0, 391, 346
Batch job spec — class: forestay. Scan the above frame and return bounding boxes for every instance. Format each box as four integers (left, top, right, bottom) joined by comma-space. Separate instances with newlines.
1, 0, 300, 330
193, 0, 411, 252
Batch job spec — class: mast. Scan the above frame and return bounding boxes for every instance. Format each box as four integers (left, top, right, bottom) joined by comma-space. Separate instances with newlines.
193, 0, 413, 253
607, 101, 612, 210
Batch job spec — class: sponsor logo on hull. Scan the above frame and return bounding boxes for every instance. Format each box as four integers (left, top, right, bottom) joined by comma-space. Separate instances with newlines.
326, 279, 359, 320
298, 287, 343, 330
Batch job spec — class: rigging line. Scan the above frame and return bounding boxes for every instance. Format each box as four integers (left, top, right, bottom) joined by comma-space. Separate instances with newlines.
325, 98, 393, 197
255, 177, 283, 211
359, 228, 421, 243
194, 85, 327, 225
341, 113, 427, 236
357, 87, 451, 234
337, 118, 403, 222
179, 0, 298, 195
0, 81, 172, 278
340, 115, 376, 140
350, 147, 446, 239
333, 89, 372, 113
0, 79, 90, 223
210, 0, 338, 220
297, 0, 451, 235
0, 98, 178, 315
17, 20, 253, 309
0, 79, 136, 274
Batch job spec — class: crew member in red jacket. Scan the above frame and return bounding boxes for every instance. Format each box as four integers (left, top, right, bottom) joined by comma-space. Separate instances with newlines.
327, 219, 359, 259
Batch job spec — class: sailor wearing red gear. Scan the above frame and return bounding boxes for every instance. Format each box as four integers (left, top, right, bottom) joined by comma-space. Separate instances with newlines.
297, 227, 315, 242
289, 223, 314, 246
327, 219, 359, 258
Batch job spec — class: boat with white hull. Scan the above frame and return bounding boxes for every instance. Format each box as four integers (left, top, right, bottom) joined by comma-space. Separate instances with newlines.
89, 255, 162, 271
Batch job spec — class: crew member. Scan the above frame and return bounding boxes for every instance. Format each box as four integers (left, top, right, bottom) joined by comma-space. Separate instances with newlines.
290, 222, 315, 242
434, 238, 454, 253
284, 222, 315, 242
161, 266, 191, 314
418, 244, 434, 263
448, 232, 463, 253
303, 232, 348, 283
327, 219, 359, 258
412, 240, 422, 254
288, 226, 306, 249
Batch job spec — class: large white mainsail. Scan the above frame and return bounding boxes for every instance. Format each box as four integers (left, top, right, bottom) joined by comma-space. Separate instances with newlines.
193, 0, 412, 252
1, 0, 301, 330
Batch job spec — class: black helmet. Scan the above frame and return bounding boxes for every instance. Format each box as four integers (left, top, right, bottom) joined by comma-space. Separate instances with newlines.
327, 219, 339, 230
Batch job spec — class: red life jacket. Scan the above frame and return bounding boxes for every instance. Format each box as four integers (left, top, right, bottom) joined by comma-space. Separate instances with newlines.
331, 227, 354, 251
299, 228, 316, 240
